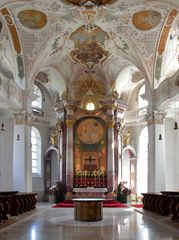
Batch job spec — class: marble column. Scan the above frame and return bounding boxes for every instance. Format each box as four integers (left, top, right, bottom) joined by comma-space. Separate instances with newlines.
65, 106, 74, 190
107, 106, 115, 192
13, 111, 33, 192
56, 118, 64, 182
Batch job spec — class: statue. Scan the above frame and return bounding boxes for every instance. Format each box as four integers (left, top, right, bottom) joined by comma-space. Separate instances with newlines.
56, 118, 63, 134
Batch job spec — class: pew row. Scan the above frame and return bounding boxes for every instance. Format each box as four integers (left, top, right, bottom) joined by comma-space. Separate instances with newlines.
141, 192, 179, 221
0, 192, 37, 223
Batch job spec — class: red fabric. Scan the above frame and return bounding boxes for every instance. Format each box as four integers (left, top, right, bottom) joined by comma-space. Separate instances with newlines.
130, 204, 143, 208
52, 199, 128, 208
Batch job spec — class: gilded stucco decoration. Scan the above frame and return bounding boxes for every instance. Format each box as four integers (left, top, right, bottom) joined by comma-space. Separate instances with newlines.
69, 26, 110, 72
155, 8, 178, 81
132, 11, 161, 31
17, 10, 47, 30
36, 72, 49, 84
0, 7, 21, 54
73, 74, 106, 101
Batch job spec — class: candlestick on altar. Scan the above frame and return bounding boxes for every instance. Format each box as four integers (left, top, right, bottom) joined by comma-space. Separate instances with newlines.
76, 174, 78, 186
85, 170, 86, 186
98, 171, 100, 186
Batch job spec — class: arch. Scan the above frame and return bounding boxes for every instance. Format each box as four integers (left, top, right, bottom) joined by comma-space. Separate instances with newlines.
44, 146, 60, 195
122, 145, 137, 194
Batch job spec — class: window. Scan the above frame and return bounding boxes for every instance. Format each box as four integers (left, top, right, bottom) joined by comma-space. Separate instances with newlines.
31, 127, 41, 176
32, 85, 42, 109
138, 85, 148, 108
86, 101, 95, 111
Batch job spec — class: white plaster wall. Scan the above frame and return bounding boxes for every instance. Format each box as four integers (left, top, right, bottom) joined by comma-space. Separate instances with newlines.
51, 151, 59, 183
165, 118, 179, 190
154, 124, 166, 192
0, 118, 14, 191
32, 125, 50, 201
122, 150, 130, 187
13, 123, 32, 192
129, 124, 148, 195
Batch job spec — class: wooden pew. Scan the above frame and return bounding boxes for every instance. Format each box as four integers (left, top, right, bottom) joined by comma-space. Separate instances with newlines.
0, 191, 37, 224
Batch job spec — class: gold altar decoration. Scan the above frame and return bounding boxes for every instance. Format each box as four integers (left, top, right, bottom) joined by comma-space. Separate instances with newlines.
66, 119, 74, 128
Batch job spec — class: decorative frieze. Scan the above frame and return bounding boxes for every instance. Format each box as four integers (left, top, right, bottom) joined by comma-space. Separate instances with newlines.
14, 111, 33, 125
146, 110, 166, 126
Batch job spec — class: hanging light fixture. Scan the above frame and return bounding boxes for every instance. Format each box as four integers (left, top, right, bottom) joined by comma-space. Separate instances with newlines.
1, 107, 5, 131
173, 99, 178, 130
1, 123, 5, 131
173, 121, 178, 130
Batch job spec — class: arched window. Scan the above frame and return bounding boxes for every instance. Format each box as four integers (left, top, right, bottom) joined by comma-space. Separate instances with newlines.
138, 85, 148, 108
32, 85, 42, 109
31, 127, 41, 176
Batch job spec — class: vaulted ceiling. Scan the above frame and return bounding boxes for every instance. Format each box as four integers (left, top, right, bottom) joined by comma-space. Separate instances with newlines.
0, 0, 179, 107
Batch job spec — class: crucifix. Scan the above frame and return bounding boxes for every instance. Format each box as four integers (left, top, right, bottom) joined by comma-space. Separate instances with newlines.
84, 155, 96, 171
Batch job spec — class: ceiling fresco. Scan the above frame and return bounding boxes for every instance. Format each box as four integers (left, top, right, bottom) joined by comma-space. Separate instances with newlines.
69, 26, 110, 72
0, 0, 179, 105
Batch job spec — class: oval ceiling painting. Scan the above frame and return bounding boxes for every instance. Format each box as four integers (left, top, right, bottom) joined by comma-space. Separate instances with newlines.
63, 0, 114, 6
18, 10, 47, 30
132, 11, 161, 31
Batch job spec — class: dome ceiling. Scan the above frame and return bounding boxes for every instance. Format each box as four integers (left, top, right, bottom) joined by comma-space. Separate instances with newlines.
0, 0, 179, 104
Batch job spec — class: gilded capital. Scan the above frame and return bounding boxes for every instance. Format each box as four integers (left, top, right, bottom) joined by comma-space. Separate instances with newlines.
66, 119, 73, 128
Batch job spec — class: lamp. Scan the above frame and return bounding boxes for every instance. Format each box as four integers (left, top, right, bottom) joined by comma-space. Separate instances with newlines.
1, 108, 5, 131
173, 100, 178, 130
173, 121, 178, 130
16, 134, 20, 141
158, 134, 162, 140
1, 123, 5, 131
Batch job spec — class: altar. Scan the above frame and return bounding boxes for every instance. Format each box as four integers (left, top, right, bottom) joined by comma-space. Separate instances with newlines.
73, 187, 108, 198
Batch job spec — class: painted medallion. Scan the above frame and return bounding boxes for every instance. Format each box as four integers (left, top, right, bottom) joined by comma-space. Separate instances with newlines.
18, 10, 47, 30
77, 118, 104, 144
132, 11, 161, 31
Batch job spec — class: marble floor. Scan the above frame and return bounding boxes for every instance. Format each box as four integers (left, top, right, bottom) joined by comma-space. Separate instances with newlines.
0, 203, 178, 240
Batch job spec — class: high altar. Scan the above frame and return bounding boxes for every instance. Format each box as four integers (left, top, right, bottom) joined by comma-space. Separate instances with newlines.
53, 97, 126, 193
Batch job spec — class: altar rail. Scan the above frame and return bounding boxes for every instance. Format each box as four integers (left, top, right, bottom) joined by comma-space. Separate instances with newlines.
0, 191, 37, 223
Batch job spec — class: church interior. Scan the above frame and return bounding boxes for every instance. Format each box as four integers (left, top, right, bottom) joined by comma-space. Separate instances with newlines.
0, 0, 179, 239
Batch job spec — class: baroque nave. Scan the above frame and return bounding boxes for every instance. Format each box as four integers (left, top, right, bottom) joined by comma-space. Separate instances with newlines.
0, 0, 179, 239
